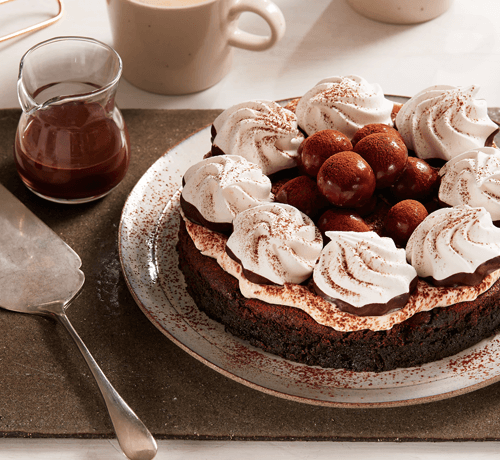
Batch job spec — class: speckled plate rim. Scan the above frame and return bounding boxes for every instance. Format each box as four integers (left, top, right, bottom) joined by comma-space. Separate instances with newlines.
118, 98, 500, 409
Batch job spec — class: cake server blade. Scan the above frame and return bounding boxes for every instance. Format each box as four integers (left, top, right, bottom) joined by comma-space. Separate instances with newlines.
0, 184, 85, 311
0, 183, 157, 460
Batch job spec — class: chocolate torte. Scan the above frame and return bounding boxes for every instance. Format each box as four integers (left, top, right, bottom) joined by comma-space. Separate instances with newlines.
177, 219, 500, 372
175, 76, 500, 372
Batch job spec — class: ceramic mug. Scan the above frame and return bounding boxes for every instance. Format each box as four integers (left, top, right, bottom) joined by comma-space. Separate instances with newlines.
106, 0, 286, 95
346, 0, 454, 24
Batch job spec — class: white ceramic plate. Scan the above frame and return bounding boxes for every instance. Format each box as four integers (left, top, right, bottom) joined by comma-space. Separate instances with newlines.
118, 98, 500, 408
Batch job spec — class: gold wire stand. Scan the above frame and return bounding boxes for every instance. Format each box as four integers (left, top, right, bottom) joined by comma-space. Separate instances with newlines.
0, 0, 64, 43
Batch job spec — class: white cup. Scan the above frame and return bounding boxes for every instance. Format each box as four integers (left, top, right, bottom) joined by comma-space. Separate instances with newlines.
346, 0, 454, 25
106, 0, 286, 95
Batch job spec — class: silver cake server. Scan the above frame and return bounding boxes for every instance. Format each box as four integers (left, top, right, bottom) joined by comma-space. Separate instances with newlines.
0, 183, 157, 460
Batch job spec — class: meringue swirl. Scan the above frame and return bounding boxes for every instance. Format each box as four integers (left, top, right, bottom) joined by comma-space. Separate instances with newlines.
295, 75, 394, 138
395, 85, 498, 161
212, 100, 304, 175
181, 155, 273, 228
439, 147, 500, 221
406, 206, 500, 284
313, 231, 417, 311
225, 203, 322, 285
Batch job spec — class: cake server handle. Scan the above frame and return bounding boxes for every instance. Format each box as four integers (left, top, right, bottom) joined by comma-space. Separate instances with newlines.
49, 301, 157, 460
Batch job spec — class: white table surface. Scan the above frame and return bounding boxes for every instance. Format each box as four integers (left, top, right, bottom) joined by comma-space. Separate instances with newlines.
2, 0, 500, 458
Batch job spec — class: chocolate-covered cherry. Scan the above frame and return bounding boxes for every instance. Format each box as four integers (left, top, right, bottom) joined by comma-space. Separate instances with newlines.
276, 175, 328, 219
297, 129, 352, 178
351, 123, 403, 147
318, 208, 370, 235
383, 199, 428, 247
390, 157, 440, 202
317, 151, 376, 208
354, 133, 408, 189
270, 168, 300, 195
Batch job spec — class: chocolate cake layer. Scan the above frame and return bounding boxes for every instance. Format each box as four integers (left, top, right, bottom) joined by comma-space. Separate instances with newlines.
177, 220, 500, 372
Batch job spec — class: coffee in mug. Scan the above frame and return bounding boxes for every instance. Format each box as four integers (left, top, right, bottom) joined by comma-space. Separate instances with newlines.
106, 0, 286, 95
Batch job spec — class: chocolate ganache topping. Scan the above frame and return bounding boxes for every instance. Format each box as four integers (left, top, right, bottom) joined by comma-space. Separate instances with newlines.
439, 147, 500, 223
295, 75, 394, 139
406, 205, 500, 286
211, 100, 304, 175
225, 203, 323, 285
313, 231, 417, 316
181, 155, 273, 233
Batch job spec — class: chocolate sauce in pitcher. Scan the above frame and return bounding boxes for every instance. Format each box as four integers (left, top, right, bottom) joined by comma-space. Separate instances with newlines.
14, 82, 130, 202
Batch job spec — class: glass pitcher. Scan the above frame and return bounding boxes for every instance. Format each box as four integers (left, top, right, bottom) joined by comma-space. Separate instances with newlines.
14, 36, 130, 204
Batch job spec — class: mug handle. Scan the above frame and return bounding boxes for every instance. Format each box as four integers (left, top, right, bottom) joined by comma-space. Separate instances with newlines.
227, 0, 286, 51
